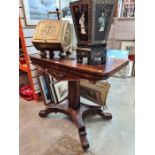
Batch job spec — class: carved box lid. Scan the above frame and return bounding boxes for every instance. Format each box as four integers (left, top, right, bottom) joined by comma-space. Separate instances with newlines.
32, 20, 72, 52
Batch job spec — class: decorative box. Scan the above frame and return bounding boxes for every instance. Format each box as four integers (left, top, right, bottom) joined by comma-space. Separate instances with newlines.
70, 0, 117, 65
32, 20, 72, 58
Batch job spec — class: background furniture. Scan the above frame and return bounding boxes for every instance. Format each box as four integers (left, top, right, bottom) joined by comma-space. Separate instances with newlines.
107, 17, 135, 49
19, 0, 41, 99
30, 54, 128, 150
19, 18, 39, 101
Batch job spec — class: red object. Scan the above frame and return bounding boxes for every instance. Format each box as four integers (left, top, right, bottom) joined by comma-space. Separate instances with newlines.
128, 55, 135, 61
19, 85, 33, 101
19, 57, 26, 65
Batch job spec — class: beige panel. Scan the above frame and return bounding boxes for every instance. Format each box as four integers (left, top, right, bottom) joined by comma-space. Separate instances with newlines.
25, 38, 33, 47
32, 77, 39, 84
34, 83, 40, 90
113, 40, 122, 49
107, 18, 135, 49
21, 18, 26, 28
19, 0, 23, 7
31, 70, 38, 77
107, 40, 123, 50
23, 28, 36, 38
115, 18, 135, 40
108, 23, 115, 39
35, 89, 40, 94
27, 46, 39, 55
71, 24, 77, 49
19, 7, 24, 18
30, 64, 37, 70
107, 39, 114, 49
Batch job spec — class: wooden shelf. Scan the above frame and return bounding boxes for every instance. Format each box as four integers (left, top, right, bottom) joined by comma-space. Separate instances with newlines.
19, 64, 28, 72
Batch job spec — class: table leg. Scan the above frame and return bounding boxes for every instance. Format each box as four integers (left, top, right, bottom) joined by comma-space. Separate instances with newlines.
39, 80, 112, 150
68, 81, 80, 110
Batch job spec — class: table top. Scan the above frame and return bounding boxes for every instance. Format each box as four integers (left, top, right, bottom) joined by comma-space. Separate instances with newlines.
30, 54, 128, 81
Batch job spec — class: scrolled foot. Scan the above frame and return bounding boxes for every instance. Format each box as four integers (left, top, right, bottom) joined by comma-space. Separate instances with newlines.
79, 129, 89, 150
102, 112, 112, 120
39, 109, 50, 118
97, 110, 112, 120
96, 108, 112, 120
80, 134, 89, 150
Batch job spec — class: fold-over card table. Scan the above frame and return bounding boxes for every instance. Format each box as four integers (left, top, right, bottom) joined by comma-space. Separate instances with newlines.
30, 54, 128, 150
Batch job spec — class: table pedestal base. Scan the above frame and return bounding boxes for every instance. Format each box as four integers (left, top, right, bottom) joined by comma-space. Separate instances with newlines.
39, 102, 112, 150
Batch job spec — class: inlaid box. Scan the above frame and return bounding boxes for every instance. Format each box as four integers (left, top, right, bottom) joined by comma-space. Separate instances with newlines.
32, 20, 72, 58
70, 0, 117, 65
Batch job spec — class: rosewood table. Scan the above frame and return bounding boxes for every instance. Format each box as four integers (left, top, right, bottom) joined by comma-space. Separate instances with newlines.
30, 54, 128, 150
